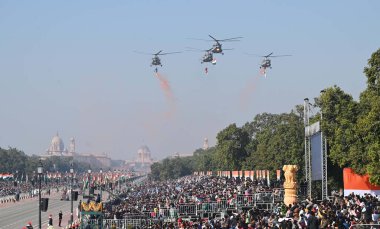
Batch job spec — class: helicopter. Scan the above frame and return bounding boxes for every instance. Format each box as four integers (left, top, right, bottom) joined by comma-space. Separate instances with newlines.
259, 53, 291, 76
186, 47, 216, 64
134, 50, 181, 73
190, 35, 242, 55
208, 35, 242, 55
186, 47, 216, 75
246, 52, 291, 77
201, 49, 217, 65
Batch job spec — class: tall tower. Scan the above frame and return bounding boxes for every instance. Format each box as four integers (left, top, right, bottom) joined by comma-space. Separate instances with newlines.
203, 138, 209, 150
69, 137, 76, 154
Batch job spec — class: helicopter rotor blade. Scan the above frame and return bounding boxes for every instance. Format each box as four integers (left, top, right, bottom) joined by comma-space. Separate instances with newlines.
154, 50, 163, 56
244, 52, 264, 57
270, 55, 292, 58
264, 52, 274, 58
187, 37, 213, 42
186, 47, 208, 52
158, 51, 182, 55
208, 35, 218, 42
133, 50, 154, 55
218, 37, 243, 42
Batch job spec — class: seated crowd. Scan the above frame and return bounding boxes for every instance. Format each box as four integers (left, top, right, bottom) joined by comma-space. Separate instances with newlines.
100, 175, 380, 228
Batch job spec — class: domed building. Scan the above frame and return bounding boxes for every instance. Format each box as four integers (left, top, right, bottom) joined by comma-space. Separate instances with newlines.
137, 145, 153, 164
43, 133, 111, 167
125, 145, 155, 173
46, 133, 68, 156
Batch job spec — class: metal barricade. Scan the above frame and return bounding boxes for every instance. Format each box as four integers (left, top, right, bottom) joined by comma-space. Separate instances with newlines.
273, 189, 284, 202
254, 192, 274, 203
349, 224, 380, 229
217, 199, 233, 210
236, 195, 255, 207
177, 204, 197, 216
255, 202, 274, 211
158, 207, 173, 218
198, 202, 219, 213
102, 218, 157, 228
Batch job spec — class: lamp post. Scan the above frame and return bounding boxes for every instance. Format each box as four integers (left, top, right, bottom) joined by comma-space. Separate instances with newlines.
70, 163, 74, 224
37, 160, 43, 229
88, 167, 92, 197
100, 168, 103, 200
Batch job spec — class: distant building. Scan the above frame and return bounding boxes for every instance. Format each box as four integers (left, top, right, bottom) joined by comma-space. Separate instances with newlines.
203, 138, 209, 150
169, 152, 193, 158
46, 133, 70, 156
42, 133, 111, 168
75, 152, 111, 168
125, 145, 155, 173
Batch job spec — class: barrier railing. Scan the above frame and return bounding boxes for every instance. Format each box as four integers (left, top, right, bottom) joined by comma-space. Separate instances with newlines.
109, 193, 278, 223
349, 224, 380, 229
101, 218, 157, 228
177, 204, 197, 216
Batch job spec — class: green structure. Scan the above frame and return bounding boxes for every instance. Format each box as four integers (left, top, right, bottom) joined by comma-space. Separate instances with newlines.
80, 201, 104, 229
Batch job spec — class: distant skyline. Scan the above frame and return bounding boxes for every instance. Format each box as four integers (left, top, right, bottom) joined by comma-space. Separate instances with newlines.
0, 1, 379, 160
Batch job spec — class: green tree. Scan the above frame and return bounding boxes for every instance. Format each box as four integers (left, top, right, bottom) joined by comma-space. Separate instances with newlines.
193, 147, 217, 172
357, 48, 380, 184
243, 112, 304, 174
318, 86, 360, 169
216, 124, 249, 170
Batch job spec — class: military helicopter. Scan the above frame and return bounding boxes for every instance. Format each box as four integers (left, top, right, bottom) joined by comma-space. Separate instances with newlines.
186, 47, 216, 75
186, 47, 216, 64
134, 50, 181, 72
190, 35, 242, 55
201, 49, 217, 65
259, 52, 291, 69
246, 52, 291, 77
208, 35, 242, 55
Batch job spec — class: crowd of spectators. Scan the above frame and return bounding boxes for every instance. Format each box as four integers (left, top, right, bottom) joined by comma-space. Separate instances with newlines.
0, 179, 68, 204
100, 175, 380, 229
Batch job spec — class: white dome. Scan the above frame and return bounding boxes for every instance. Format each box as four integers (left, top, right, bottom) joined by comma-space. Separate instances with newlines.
138, 145, 151, 154
50, 133, 65, 152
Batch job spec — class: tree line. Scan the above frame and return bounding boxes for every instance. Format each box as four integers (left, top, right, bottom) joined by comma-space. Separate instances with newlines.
150, 48, 380, 187
0, 147, 96, 176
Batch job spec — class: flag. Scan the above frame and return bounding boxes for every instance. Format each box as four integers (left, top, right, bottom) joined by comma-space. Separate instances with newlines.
83, 175, 89, 190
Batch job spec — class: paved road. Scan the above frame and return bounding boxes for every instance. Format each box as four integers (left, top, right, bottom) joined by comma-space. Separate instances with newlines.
0, 193, 79, 229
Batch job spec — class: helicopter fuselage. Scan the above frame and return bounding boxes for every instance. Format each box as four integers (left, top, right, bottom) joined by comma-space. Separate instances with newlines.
260, 59, 271, 69
202, 52, 214, 64
211, 43, 223, 54
151, 56, 162, 66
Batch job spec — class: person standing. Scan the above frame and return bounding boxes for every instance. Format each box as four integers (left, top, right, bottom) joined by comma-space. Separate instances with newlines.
48, 214, 53, 226
58, 210, 63, 227
306, 211, 319, 229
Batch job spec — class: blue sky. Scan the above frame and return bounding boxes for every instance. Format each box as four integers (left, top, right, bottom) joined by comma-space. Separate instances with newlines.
0, 1, 379, 160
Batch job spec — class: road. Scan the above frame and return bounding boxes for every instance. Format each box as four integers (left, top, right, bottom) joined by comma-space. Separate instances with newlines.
0, 192, 79, 229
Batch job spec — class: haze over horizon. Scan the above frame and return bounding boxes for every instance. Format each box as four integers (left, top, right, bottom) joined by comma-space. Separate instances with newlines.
0, 1, 379, 161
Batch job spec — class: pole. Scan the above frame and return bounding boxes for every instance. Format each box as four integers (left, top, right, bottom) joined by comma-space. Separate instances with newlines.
39, 173, 41, 229
70, 171, 73, 224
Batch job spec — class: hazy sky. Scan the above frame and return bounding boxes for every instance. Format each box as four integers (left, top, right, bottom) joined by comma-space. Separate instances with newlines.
0, 1, 379, 160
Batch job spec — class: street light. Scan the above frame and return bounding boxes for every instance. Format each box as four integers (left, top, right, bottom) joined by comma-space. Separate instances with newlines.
88, 167, 92, 197
37, 160, 43, 229
100, 168, 103, 200
70, 162, 74, 224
